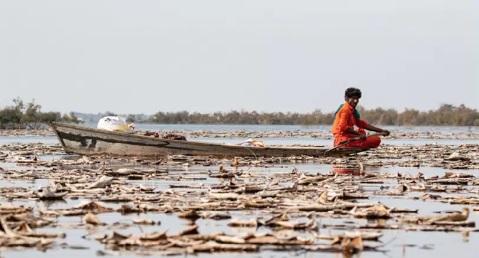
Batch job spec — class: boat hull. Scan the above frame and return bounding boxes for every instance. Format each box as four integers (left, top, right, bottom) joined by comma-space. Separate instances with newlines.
50, 123, 365, 158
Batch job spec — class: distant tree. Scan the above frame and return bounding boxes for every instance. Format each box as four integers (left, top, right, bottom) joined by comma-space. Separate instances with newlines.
22, 101, 42, 124
0, 98, 80, 129
62, 112, 81, 123
103, 111, 117, 116
126, 114, 136, 123
0, 107, 23, 128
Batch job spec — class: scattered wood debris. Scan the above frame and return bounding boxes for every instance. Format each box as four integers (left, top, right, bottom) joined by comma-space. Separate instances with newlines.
0, 139, 478, 256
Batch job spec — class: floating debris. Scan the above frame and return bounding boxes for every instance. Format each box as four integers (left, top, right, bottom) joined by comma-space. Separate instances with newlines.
0, 133, 478, 256
83, 212, 103, 226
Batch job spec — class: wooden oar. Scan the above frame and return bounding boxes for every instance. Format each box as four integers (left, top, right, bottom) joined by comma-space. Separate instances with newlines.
325, 133, 386, 154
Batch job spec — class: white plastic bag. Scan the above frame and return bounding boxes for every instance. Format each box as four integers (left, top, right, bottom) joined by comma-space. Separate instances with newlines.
97, 116, 133, 132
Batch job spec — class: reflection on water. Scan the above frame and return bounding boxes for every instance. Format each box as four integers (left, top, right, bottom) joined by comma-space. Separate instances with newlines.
332, 164, 363, 176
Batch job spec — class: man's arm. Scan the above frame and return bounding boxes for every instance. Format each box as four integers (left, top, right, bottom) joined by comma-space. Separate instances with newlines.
362, 123, 390, 136
355, 119, 390, 136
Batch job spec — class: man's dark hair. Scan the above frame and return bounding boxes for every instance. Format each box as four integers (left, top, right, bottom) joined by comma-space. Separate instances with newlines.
345, 87, 362, 98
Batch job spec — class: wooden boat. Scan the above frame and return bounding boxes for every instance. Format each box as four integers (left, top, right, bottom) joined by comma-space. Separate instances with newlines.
50, 122, 366, 158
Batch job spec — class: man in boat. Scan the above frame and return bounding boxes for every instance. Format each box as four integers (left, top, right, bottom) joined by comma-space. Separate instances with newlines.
332, 87, 390, 149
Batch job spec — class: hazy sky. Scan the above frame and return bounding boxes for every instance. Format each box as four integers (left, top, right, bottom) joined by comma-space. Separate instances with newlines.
1, 0, 478, 114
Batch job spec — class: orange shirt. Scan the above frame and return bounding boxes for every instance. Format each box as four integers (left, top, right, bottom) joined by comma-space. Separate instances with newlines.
331, 102, 368, 145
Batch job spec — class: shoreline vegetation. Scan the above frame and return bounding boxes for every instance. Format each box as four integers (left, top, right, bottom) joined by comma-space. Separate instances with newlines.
0, 98, 79, 129
143, 104, 479, 126
1, 98, 478, 129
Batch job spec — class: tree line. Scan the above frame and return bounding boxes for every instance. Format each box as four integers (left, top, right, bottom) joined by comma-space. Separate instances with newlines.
0, 98, 79, 129
146, 104, 479, 126
1, 99, 478, 127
